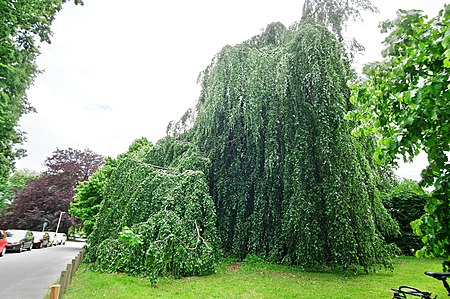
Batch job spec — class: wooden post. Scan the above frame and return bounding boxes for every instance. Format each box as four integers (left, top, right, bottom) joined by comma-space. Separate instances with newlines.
64, 263, 72, 293
69, 258, 76, 284
74, 254, 81, 272
51, 249, 85, 299
58, 271, 67, 299
50, 285, 60, 299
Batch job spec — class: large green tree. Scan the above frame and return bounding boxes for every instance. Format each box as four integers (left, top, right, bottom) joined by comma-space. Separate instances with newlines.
190, 20, 398, 271
349, 5, 450, 269
0, 0, 82, 187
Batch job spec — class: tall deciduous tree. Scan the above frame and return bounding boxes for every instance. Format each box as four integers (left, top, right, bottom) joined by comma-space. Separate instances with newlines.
190, 20, 398, 271
349, 5, 450, 270
0, 0, 82, 188
0, 148, 104, 233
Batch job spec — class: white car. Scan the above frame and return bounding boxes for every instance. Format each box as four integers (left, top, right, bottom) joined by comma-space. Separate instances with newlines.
48, 233, 58, 246
56, 233, 67, 245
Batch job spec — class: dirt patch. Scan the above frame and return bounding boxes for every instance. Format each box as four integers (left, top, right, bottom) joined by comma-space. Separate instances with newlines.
227, 262, 241, 272
263, 270, 297, 278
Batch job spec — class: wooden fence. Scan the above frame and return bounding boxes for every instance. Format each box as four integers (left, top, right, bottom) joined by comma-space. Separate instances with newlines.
49, 250, 84, 299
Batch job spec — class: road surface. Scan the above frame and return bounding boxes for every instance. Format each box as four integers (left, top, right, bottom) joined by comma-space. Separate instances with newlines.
0, 241, 85, 299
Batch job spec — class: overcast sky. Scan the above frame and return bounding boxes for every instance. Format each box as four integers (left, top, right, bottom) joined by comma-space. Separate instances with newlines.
16, 0, 448, 181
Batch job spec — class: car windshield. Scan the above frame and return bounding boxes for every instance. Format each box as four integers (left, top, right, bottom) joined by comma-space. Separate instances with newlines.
33, 232, 43, 238
6, 230, 25, 238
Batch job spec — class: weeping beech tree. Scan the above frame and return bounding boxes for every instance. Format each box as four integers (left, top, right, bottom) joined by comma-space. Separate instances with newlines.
85, 138, 219, 282
190, 22, 398, 271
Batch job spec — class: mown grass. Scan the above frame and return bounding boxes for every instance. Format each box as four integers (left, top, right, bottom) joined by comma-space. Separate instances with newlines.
63, 257, 447, 298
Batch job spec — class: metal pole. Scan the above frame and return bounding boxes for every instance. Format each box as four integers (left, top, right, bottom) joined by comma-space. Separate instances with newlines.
55, 212, 65, 234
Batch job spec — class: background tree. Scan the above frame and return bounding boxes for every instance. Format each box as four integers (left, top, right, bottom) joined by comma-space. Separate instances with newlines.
349, 5, 450, 269
0, 169, 40, 210
0, 148, 104, 233
0, 0, 82, 189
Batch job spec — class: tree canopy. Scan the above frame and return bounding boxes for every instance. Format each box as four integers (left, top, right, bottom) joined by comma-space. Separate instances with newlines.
190, 20, 398, 271
349, 5, 450, 270
301, 0, 378, 40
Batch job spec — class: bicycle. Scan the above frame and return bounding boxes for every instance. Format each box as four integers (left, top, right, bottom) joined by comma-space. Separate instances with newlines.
392, 272, 450, 298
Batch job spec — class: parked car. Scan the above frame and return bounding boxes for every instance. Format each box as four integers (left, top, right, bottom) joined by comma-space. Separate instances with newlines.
0, 230, 7, 257
56, 233, 67, 245
48, 232, 58, 246
6, 230, 34, 252
32, 231, 50, 248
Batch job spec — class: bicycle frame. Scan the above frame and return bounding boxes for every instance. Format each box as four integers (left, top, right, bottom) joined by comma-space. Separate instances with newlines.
392, 271, 450, 299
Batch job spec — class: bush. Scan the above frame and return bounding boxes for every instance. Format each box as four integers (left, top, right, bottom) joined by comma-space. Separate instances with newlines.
384, 180, 428, 255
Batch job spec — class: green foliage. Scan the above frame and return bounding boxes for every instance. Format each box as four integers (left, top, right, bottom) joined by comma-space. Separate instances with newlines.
0, 0, 82, 187
349, 5, 450, 270
301, 0, 378, 41
190, 21, 398, 272
383, 180, 428, 255
0, 169, 40, 209
70, 161, 113, 236
412, 180, 450, 270
70, 138, 152, 236
86, 138, 219, 282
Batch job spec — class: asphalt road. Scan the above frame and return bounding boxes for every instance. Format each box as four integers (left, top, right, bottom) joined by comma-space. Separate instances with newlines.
0, 241, 85, 299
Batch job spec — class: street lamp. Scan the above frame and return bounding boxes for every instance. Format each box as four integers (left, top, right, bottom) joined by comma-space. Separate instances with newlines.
42, 221, 48, 232
55, 212, 66, 234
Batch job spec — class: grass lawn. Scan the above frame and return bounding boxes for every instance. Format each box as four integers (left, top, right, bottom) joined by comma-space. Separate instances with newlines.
62, 257, 447, 298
